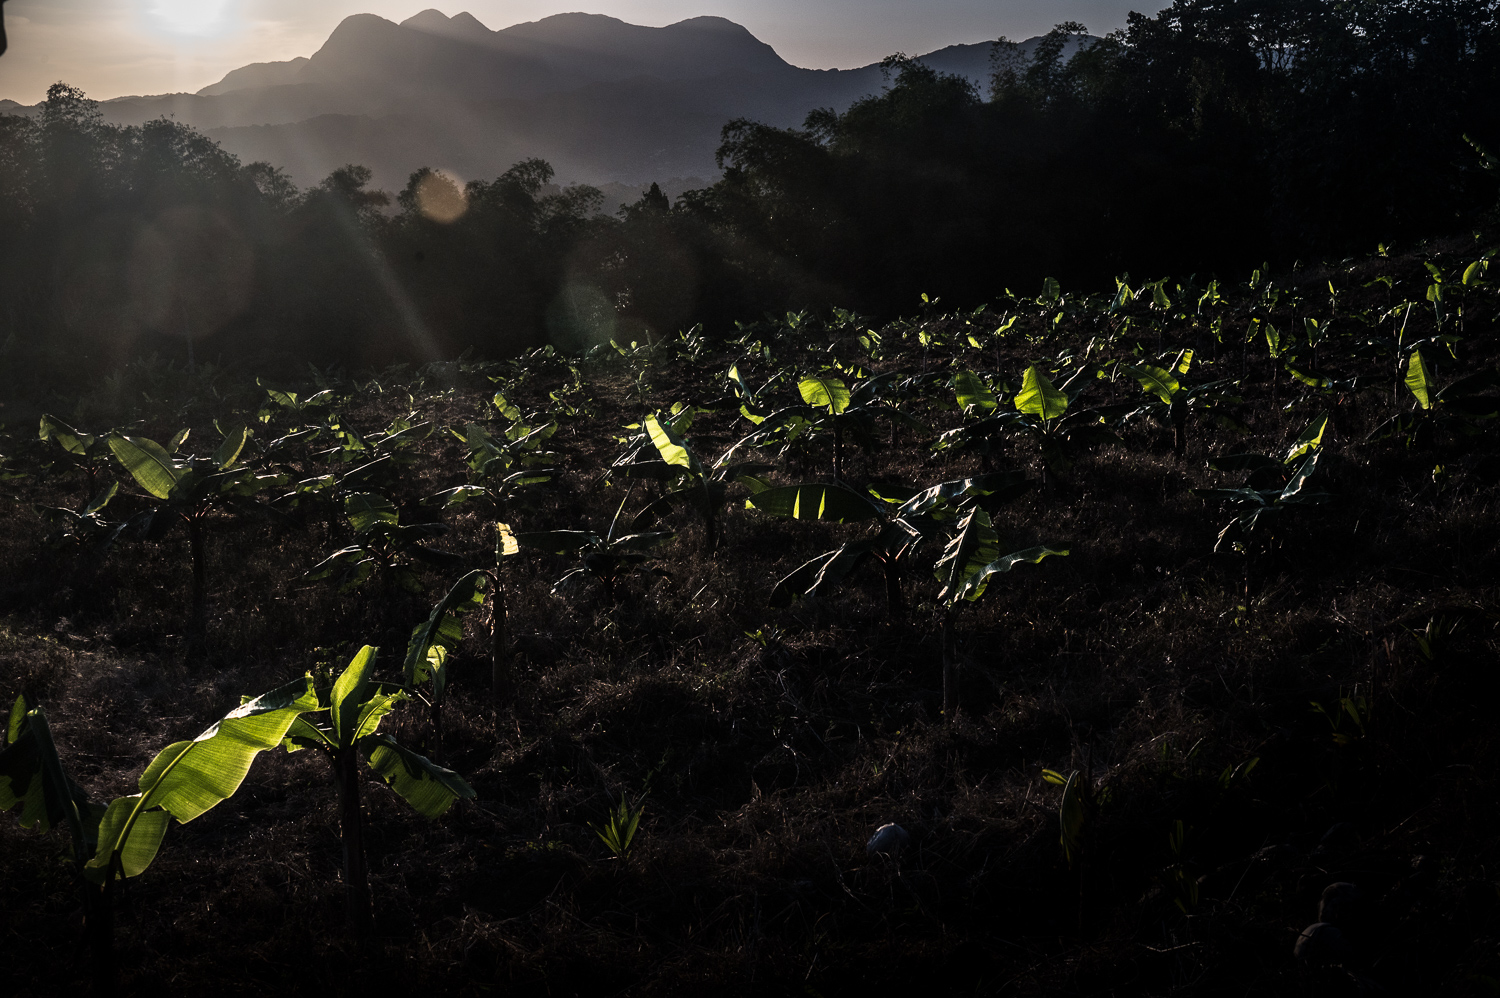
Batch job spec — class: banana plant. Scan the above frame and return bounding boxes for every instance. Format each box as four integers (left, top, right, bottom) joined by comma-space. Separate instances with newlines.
747, 471, 1032, 623
932, 505, 1069, 720
626, 409, 772, 556
306, 491, 462, 593
36, 480, 126, 557
1368, 349, 1500, 448
934, 365, 1120, 482
730, 367, 925, 482
517, 500, 673, 604
1118, 349, 1242, 458
1196, 448, 1332, 554
108, 424, 276, 648
1207, 412, 1330, 491
39, 414, 115, 506
279, 646, 475, 936
427, 403, 557, 517
255, 377, 337, 424
1, 695, 111, 986
403, 568, 490, 740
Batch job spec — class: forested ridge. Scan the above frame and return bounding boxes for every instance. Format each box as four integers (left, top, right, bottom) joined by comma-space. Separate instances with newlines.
1, 0, 1496, 386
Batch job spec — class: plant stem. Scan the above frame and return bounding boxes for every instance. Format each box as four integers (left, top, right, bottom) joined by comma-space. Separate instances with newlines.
883, 556, 905, 623
334, 749, 373, 939
941, 609, 958, 722
490, 578, 511, 705
187, 514, 206, 652
833, 419, 845, 483
84, 876, 114, 992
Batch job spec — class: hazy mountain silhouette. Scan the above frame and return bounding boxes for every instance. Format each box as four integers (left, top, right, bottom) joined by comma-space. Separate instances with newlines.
0, 11, 1086, 188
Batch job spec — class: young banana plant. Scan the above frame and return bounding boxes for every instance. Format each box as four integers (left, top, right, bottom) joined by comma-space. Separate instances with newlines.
39, 414, 115, 507
36, 480, 126, 557
932, 505, 1069, 720
746, 471, 1032, 623
934, 365, 1120, 483
1369, 349, 1500, 448
108, 424, 276, 649
1, 695, 111, 986
280, 646, 475, 937
1118, 349, 1242, 458
305, 491, 462, 593
517, 499, 674, 604
626, 408, 771, 556
1199, 413, 1335, 616
403, 568, 490, 741
426, 407, 556, 518
730, 366, 924, 482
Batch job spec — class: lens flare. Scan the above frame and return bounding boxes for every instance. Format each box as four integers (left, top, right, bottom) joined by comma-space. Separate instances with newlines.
147, 0, 233, 37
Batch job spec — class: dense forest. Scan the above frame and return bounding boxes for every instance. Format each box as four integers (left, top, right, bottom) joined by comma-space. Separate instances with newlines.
0, 0, 1497, 385
3, 2, 1500, 995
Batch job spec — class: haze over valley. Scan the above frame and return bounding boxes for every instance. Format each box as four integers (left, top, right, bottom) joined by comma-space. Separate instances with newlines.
0, 9, 1082, 189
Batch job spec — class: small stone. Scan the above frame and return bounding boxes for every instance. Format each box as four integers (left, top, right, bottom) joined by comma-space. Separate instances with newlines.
1318, 882, 1364, 929
1294, 922, 1351, 965
866, 822, 910, 857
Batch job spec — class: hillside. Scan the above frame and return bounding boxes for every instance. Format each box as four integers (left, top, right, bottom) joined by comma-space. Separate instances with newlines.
2, 245, 1498, 994
0, 10, 1079, 187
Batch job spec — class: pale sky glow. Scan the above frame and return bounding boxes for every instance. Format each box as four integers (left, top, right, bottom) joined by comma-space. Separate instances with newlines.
0, 1, 1165, 105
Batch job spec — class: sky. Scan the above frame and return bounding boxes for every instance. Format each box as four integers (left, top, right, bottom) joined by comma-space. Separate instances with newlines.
0, 0, 1167, 105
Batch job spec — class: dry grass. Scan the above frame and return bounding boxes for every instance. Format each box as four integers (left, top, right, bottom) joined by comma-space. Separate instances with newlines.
2, 246, 1499, 996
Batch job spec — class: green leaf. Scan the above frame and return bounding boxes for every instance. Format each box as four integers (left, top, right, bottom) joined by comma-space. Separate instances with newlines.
962, 545, 1070, 602
6, 695, 22, 745
83, 482, 118, 516
89, 799, 170, 880
1015, 366, 1069, 420
0, 698, 92, 851
798, 375, 851, 415
1264, 323, 1283, 359
361, 733, 475, 818
934, 507, 1000, 602
213, 425, 251, 470
1060, 771, 1084, 868
1283, 412, 1330, 464
1121, 364, 1179, 405
86, 677, 319, 881
404, 570, 489, 697
331, 646, 378, 749
768, 542, 874, 608
345, 493, 399, 533
645, 414, 699, 474
954, 371, 997, 413
350, 687, 405, 742
898, 471, 1030, 518
39, 415, 93, 457
745, 483, 882, 523
108, 435, 180, 500
1405, 349, 1434, 410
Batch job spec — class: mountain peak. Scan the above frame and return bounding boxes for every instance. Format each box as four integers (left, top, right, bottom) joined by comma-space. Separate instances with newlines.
401, 9, 493, 38
666, 16, 752, 33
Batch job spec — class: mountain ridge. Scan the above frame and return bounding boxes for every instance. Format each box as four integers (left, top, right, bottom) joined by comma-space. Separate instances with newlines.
2, 11, 1088, 188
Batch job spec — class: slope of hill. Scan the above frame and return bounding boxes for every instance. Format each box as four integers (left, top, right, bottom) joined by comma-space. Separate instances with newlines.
0, 10, 1089, 188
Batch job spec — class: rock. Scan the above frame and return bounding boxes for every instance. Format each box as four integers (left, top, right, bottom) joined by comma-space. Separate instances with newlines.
1294, 922, 1351, 965
1318, 882, 1364, 930
866, 822, 910, 858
